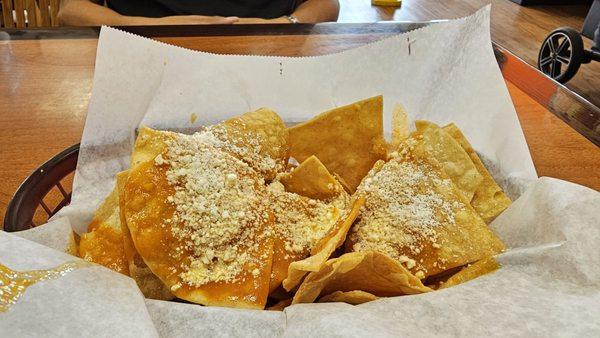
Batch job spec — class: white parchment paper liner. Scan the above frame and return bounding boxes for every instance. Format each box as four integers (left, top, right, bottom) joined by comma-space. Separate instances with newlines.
56, 6, 537, 234
2, 6, 598, 336
13, 217, 74, 253
0, 232, 158, 337
282, 177, 600, 337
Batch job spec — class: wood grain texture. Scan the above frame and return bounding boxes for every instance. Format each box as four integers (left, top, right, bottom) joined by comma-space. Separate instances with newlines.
0, 0, 58, 28
13, 0, 26, 28
25, 0, 37, 27
1, 0, 15, 28
0, 31, 598, 227
339, 0, 600, 112
506, 81, 599, 188
0, 38, 96, 225
39, 0, 52, 27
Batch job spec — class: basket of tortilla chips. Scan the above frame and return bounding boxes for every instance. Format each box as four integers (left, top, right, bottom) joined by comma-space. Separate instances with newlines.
72, 95, 511, 310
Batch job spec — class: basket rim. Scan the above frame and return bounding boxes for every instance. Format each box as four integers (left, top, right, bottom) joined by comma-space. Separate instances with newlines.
4, 144, 80, 232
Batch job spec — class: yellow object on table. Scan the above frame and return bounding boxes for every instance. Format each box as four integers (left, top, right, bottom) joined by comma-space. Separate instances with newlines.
372, 0, 401, 7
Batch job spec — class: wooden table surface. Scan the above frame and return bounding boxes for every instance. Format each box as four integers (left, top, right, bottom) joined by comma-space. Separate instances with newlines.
338, 0, 600, 111
0, 24, 599, 226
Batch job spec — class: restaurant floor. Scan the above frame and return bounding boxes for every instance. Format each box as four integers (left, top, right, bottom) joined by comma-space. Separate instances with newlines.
339, 0, 600, 108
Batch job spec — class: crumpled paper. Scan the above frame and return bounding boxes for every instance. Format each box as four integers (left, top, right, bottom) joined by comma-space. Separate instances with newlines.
281, 177, 600, 337
12, 217, 74, 253
145, 299, 285, 337
0, 231, 158, 337
2, 6, 598, 336
3, 178, 598, 336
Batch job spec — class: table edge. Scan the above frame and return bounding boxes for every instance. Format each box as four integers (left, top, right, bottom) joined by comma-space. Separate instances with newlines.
494, 45, 600, 147
0, 22, 435, 39
1, 22, 598, 147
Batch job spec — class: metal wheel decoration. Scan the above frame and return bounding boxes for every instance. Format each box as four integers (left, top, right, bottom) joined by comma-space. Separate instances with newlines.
538, 27, 585, 84
539, 33, 571, 77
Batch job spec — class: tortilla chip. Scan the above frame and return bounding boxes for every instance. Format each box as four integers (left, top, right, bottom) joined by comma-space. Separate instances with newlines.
267, 179, 351, 293
391, 104, 410, 149
130, 127, 171, 168
288, 96, 386, 192
334, 173, 352, 194
346, 142, 505, 280
282, 196, 365, 292
78, 187, 129, 275
292, 251, 432, 304
269, 156, 349, 293
269, 237, 305, 293
266, 298, 292, 311
116, 171, 174, 301
269, 238, 301, 293
123, 127, 274, 309
443, 123, 512, 222
318, 290, 379, 305
415, 121, 483, 202
279, 155, 340, 200
211, 108, 289, 181
268, 149, 349, 297
440, 256, 500, 289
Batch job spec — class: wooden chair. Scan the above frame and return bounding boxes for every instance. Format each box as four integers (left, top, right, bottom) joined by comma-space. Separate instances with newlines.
1, 0, 60, 28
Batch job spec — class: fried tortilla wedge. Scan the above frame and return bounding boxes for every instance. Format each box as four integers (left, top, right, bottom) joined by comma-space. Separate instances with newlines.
123, 127, 274, 309
390, 104, 410, 150
292, 251, 432, 304
267, 158, 350, 293
442, 123, 512, 222
78, 187, 129, 275
282, 196, 365, 292
116, 170, 173, 300
208, 107, 289, 181
288, 96, 386, 192
347, 141, 505, 280
269, 236, 306, 293
440, 256, 500, 289
415, 120, 483, 202
334, 173, 352, 194
279, 155, 340, 200
318, 290, 379, 305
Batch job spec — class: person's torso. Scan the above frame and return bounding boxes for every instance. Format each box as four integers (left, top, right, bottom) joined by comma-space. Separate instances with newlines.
107, 0, 297, 19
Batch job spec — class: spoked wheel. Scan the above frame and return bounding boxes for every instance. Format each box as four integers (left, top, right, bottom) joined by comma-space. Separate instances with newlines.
538, 27, 585, 83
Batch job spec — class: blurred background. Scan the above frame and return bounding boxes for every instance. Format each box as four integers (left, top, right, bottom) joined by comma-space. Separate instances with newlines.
1, 0, 598, 106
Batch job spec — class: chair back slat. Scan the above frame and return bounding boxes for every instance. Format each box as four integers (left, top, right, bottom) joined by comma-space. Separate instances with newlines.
49, 0, 58, 26
1, 0, 15, 27
13, 0, 25, 27
25, 0, 37, 27
1, 0, 58, 27
38, 0, 51, 26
